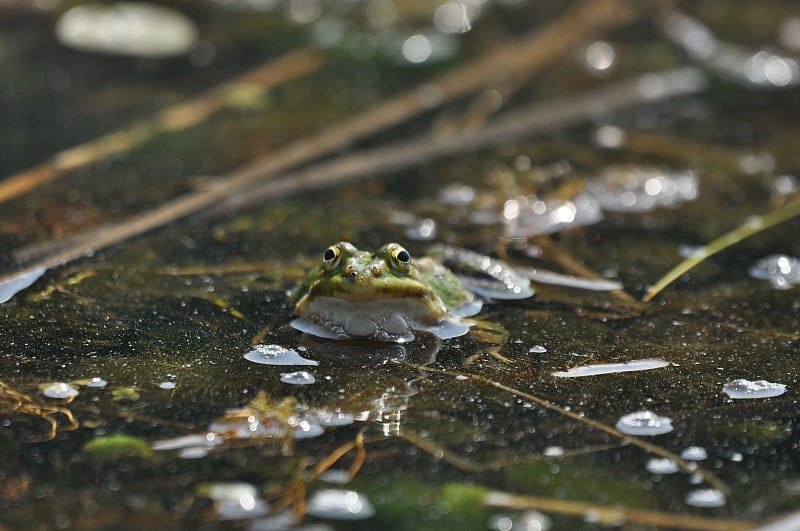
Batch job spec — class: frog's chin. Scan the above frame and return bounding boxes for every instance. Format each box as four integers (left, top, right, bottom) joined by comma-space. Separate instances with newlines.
292, 296, 471, 343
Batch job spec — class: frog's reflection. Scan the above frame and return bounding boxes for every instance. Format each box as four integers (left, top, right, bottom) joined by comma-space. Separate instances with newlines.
298, 332, 442, 436
298, 331, 441, 366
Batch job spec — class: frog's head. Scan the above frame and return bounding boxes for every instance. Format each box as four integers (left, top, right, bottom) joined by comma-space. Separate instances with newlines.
292, 242, 449, 341
295, 241, 443, 309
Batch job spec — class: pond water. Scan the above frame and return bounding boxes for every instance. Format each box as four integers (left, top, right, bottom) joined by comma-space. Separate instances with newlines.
1, 1, 799, 529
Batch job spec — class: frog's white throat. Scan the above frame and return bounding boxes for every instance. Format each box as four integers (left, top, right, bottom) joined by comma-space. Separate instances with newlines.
292, 296, 470, 343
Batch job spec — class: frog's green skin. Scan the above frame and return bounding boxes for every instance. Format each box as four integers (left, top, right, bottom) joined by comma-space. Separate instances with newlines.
292, 242, 479, 342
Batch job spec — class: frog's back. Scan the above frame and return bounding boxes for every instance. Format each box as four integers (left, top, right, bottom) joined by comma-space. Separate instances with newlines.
413, 257, 473, 311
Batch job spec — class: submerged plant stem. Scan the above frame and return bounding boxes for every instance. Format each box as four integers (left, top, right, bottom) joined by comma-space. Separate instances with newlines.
0, 380, 79, 442
644, 199, 800, 301
396, 362, 730, 495
308, 430, 368, 481
485, 491, 751, 530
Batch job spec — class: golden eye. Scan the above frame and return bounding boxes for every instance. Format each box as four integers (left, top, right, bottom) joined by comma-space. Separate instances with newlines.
389, 245, 411, 272
394, 248, 411, 264
323, 245, 340, 264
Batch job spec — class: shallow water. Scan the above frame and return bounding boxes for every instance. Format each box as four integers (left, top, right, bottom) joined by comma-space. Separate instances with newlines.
0, 1, 799, 529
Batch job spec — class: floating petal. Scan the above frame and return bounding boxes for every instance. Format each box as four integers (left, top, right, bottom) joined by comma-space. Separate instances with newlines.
585, 166, 698, 213
280, 371, 316, 385
42, 382, 79, 399
553, 359, 670, 378
244, 344, 318, 366
723, 379, 787, 399
306, 489, 375, 520
615, 410, 673, 436
645, 458, 680, 474
685, 488, 726, 508
55, 2, 198, 58
680, 446, 708, 461
0, 267, 46, 304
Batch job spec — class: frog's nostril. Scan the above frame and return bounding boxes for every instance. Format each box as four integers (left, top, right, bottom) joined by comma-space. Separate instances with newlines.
371, 266, 382, 277
344, 265, 356, 278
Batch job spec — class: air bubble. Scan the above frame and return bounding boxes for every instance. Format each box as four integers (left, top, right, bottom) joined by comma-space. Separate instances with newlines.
722, 379, 787, 399
42, 382, 79, 399
615, 410, 673, 436
244, 344, 318, 366
280, 371, 316, 385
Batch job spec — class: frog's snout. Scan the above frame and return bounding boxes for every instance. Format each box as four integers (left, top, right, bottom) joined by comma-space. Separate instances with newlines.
343, 265, 357, 278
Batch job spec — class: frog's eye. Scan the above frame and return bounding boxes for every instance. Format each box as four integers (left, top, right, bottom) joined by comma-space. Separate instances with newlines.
389, 245, 412, 272
395, 248, 411, 264
323, 245, 340, 264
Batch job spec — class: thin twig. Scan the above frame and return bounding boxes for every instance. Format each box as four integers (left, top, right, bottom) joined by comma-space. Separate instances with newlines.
395, 361, 731, 495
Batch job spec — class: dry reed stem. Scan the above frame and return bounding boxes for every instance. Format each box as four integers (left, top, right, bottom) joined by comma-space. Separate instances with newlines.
7, 0, 635, 272
0, 49, 322, 205
0, 67, 705, 294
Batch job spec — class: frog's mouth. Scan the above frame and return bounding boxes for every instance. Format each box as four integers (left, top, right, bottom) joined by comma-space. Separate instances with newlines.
292, 296, 468, 343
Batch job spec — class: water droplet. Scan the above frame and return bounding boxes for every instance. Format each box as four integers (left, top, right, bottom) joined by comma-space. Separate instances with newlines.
543, 446, 564, 457
433, 1, 475, 34
489, 510, 551, 531
645, 458, 680, 474
159, 381, 176, 390
288, 0, 321, 24
404, 217, 437, 241
772, 174, 798, 195
594, 124, 626, 149
280, 371, 315, 385
680, 446, 708, 461
585, 166, 698, 213
42, 382, 79, 399
55, 3, 198, 58
205, 482, 269, 520
306, 489, 375, 520
615, 410, 673, 436
748, 255, 800, 289
722, 379, 787, 399
438, 183, 475, 206
585, 41, 615, 72
290, 416, 324, 439
318, 469, 352, 485
507, 194, 603, 237
86, 377, 108, 388
177, 447, 209, 459
685, 488, 726, 508
244, 344, 318, 366
153, 433, 221, 451
402, 34, 432, 63
316, 409, 354, 427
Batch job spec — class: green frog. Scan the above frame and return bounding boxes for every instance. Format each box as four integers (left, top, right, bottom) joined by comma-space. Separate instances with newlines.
292, 242, 484, 343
